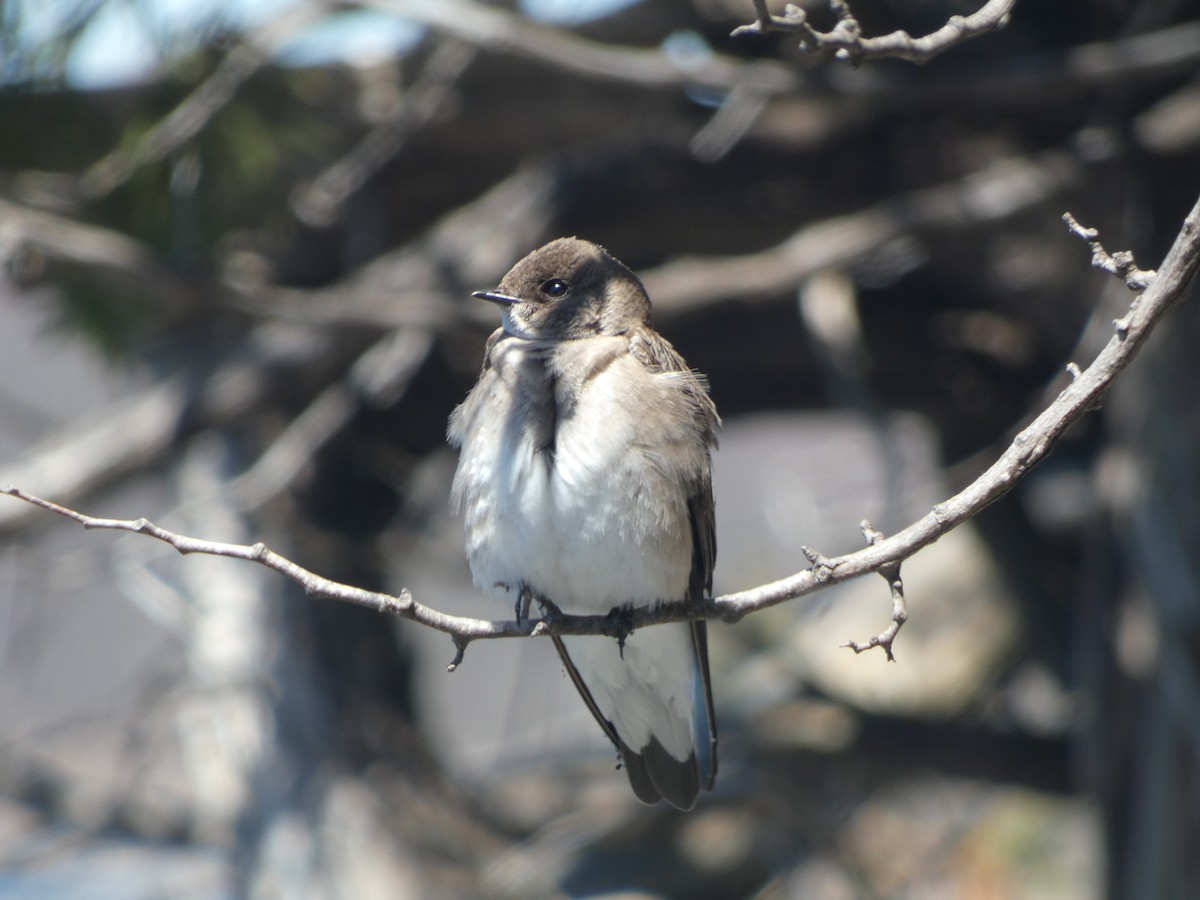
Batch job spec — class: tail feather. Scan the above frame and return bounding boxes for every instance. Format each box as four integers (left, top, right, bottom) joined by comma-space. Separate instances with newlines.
620, 737, 702, 810
552, 623, 716, 811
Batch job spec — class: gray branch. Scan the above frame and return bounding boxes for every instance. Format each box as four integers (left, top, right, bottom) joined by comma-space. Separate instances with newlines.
734, 0, 1018, 65
368, 0, 796, 94
1062, 211, 1157, 291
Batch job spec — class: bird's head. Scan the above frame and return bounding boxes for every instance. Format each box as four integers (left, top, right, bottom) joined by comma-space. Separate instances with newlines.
473, 237, 652, 341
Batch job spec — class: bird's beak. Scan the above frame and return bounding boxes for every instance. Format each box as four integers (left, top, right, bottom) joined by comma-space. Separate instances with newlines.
472, 289, 520, 305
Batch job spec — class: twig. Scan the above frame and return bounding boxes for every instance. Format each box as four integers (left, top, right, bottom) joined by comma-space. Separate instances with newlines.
733, 0, 1017, 65
0, 486, 669, 669
1, 485, 516, 632
1062, 211, 1157, 291
6, 194, 1199, 666
366, 0, 796, 94
842, 521, 906, 661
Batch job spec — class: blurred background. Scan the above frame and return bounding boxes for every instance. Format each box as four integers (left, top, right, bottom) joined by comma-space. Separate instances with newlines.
1, 0, 1199, 896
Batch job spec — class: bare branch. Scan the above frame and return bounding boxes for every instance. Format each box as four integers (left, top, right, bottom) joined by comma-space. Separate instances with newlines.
824, 20, 1200, 107
1062, 211, 1157, 291
842, 521, 906, 661
733, 0, 1017, 65
6, 195, 1198, 663
716, 191, 1200, 611
0, 485, 518, 639
644, 148, 1079, 315
367, 0, 796, 94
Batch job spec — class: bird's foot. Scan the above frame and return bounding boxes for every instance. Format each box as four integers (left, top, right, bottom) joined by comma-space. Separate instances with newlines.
514, 584, 534, 625
535, 593, 564, 621
605, 605, 636, 658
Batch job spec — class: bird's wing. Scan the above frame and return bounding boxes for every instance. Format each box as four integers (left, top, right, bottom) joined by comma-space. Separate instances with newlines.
649, 330, 719, 792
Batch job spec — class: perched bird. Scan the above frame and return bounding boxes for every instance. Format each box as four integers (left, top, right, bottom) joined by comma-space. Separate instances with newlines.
448, 237, 719, 809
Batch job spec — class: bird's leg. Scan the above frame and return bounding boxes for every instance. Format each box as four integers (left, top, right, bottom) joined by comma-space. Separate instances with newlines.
605, 605, 636, 659
514, 583, 533, 624
534, 592, 564, 623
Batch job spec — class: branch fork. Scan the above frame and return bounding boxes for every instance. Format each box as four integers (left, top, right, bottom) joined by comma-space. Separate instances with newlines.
841, 521, 907, 661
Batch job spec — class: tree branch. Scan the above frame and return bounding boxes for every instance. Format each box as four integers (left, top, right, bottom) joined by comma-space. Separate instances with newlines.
1062, 211, 1156, 291
841, 521, 906, 661
5, 194, 1199, 667
734, 0, 1018, 65
367, 0, 796, 94
644, 148, 1079, 314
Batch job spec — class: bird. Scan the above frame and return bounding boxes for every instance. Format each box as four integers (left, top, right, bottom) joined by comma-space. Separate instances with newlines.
448, 237, 719, 810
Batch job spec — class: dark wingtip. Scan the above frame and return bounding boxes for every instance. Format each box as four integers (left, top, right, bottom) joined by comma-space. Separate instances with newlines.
620, 738, 703, 811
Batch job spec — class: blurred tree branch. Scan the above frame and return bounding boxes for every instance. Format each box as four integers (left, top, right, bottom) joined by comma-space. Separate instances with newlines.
81, 2, 327, 202
290, 39, 479, 227
0, 161, 557, 533
643, 148, 1079, 313
370, 0, 797, 93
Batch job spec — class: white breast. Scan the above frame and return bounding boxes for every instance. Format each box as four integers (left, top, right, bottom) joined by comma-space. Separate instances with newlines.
452, 341, 691, 615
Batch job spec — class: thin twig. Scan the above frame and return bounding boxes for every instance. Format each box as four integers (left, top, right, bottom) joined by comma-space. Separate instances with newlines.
0, 486, 519, 637
842, 521, 907, 660
1063, 211, 1157, 291
733, 0, 1017, 65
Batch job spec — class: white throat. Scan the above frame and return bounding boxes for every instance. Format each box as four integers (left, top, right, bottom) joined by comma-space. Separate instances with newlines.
500, 309, 538, 341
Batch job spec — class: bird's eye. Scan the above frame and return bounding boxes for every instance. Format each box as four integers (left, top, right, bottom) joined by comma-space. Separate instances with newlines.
539, 278, 569, 297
